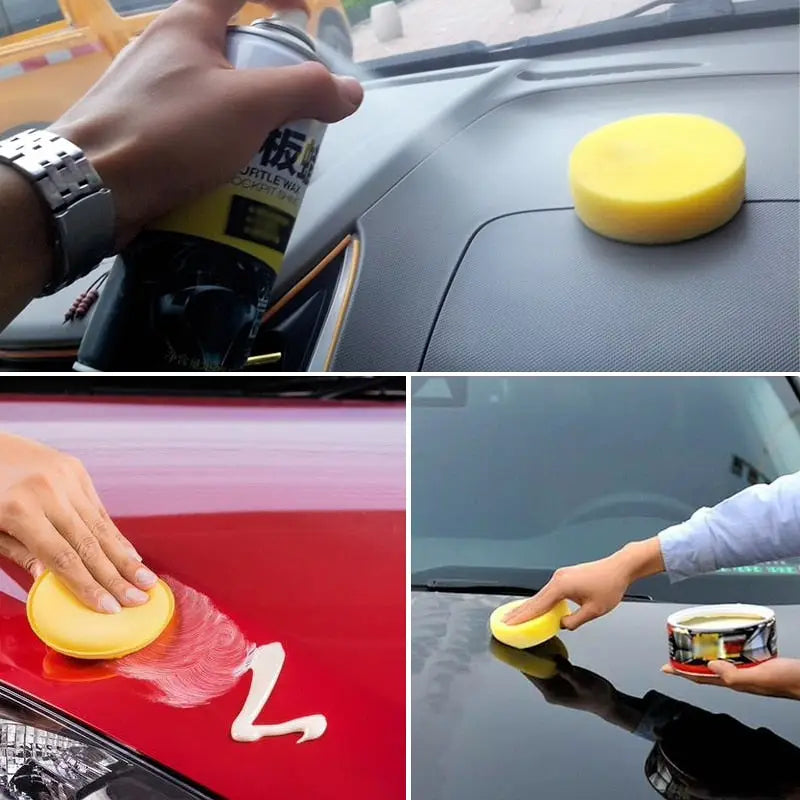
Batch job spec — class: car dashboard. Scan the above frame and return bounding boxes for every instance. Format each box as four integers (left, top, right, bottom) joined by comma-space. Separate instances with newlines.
1, 18, 798, 371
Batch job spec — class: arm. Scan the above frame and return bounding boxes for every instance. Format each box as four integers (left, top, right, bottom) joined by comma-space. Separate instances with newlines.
0, 432, 156, 613
0, 0, 362, 332
0, 168, 53, 329
659, 471, 800, 581
505, 470, 800, 627
503, 536, 665, 627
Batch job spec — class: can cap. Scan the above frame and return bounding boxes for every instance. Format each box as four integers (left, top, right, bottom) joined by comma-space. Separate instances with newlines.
249, 17, 316, 53
27, 570, 175, 660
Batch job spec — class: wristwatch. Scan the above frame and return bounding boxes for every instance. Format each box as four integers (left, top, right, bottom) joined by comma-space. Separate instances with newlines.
0, 128, 116, 296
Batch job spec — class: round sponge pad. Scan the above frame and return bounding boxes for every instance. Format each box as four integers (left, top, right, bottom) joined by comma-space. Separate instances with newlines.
27, 571, 175, 660
569, 113, 746, 244
489, 598, 570, 650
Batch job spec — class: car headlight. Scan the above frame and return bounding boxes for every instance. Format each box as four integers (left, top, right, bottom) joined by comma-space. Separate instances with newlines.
0, 686, 210, 800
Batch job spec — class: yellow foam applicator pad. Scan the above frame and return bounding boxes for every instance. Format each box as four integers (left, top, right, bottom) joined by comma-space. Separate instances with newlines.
27, 570, 175, 660
569, 113, 746, 244
489, 598, 570, 650
489, 636, 569, 680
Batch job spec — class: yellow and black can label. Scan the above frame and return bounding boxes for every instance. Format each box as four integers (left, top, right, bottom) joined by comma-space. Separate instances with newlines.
150, 120, 324, 272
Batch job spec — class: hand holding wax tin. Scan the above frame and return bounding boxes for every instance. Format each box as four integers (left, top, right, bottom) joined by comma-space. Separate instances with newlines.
666, 604, 778, 676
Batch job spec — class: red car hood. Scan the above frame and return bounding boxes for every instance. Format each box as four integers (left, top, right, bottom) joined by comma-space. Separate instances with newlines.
0, 395, 406, 799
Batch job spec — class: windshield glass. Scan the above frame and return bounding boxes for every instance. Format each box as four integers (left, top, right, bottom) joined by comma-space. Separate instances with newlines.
347, 0, 759, 63
0, 0, 781, 139
410, 376, 800, 603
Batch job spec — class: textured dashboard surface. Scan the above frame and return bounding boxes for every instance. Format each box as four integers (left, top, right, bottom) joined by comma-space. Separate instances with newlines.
331, 27, 799, 371
423, 203, 799, 371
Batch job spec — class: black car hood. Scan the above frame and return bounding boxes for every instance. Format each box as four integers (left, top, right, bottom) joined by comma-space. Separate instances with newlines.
411, 592, 800, 800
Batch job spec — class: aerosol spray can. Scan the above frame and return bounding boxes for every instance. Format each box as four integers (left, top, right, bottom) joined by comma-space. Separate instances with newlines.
75, 20, 327, 371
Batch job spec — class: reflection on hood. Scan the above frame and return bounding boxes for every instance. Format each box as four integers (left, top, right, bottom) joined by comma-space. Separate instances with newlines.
495, 641, 800, 800
411, 594, 498, 800
644, 697, 800, 799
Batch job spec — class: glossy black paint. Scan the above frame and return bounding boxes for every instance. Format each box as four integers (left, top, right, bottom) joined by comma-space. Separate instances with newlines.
411, 592, 800, 800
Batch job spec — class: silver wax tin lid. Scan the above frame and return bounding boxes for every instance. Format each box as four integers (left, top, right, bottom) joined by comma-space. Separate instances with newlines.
667, 603, 775, 631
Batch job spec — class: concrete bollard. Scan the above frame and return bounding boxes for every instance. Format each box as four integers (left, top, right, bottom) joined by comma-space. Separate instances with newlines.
511, 0, 542, 11
371, 1, 404, 42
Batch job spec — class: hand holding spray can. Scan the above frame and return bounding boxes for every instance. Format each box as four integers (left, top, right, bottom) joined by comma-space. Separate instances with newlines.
76, 20, 328, 372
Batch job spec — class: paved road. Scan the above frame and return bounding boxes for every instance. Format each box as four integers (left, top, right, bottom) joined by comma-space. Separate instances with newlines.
352, 0, 654, 62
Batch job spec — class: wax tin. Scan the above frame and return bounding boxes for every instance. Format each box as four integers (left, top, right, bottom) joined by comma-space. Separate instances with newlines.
666, 603, 777, 676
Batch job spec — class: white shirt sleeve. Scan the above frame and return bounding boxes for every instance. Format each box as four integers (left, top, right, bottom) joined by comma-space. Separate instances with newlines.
658, 471, 800, 582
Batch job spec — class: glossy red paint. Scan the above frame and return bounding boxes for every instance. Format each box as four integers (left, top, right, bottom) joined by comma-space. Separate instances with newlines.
0, 395, 406, 799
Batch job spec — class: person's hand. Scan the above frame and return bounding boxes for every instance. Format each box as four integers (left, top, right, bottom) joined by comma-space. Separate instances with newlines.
503, 538, 665, 629
49, 0, 363, 248
0, 433, 156, 613
662, 658, 800, 700
503, 558, 631, 630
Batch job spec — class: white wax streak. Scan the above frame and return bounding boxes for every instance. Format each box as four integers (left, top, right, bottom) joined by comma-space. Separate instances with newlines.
112, 576, 254, 709
231, 643, 327, 744
0, 569, 28, 603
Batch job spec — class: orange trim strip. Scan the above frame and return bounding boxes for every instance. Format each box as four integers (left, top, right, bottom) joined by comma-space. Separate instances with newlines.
260, 235, 351, 326
0, 348, 77, 360
323, 237, 360, 371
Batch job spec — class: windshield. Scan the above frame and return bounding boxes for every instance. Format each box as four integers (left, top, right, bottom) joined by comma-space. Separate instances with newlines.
410, 376, 800, 604
347, 0, 765, 64
0, 0, 790, 140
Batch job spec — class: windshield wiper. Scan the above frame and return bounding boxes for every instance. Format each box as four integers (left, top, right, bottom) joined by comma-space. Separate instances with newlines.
308, 376, 405, 401
620, 0, 733, 18
411, 576, 653, 601
0, 376, 405, 400
411, 578, 541, 595
365, 0, 797, 78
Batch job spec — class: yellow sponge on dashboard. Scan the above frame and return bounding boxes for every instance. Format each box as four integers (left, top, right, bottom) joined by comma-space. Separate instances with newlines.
489, 598, 570, 650
569, 113, 746, 244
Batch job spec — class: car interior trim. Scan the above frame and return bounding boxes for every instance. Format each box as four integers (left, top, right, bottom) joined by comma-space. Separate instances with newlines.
324, 237, 361, 371
0, 345, 77, 360
260, 234, 352, 326
307, 235, 361, 371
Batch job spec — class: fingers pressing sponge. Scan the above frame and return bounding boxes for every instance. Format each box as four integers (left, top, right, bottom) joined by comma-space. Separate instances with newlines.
489, 598, 570, 650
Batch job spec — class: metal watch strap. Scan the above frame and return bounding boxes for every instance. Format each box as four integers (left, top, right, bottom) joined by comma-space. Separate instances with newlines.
0, 128, 116, 296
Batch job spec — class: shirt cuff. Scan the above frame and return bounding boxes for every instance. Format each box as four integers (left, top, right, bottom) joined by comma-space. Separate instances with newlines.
658, 506, 717, 582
